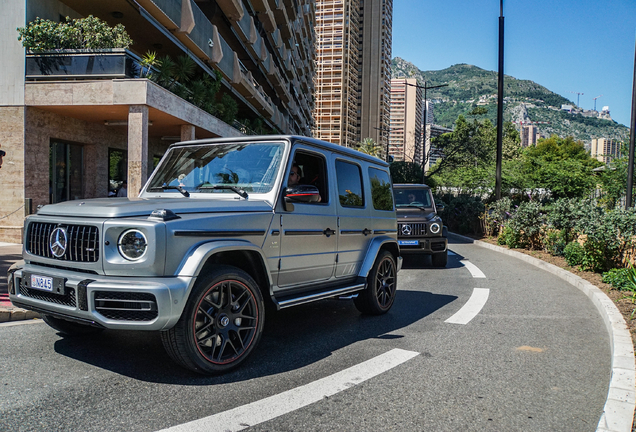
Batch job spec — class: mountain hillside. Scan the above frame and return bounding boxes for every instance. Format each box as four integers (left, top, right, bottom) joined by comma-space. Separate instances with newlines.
392, 57, 629, 145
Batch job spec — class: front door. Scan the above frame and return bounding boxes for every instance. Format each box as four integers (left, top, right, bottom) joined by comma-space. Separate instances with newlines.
276, 147, 337, 289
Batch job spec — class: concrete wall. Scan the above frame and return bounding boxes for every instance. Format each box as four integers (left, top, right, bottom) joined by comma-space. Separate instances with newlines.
0, 107, 26, 243
1, 0, 26, 106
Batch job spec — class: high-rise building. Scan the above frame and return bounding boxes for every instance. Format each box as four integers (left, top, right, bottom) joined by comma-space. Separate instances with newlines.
313, 0, 392, 152
0, 0, 316, 242
388, 78, 422, 162
591, 138, 621, 164
520, 124, 539, 147
313, 0, 361, 147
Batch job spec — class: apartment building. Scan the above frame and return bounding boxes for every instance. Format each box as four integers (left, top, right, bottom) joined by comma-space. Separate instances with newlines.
520, 124, 539, 147
313, 0, 360, 147
591, 138, 621, 164
0, 0, 316, 242
313, 0, 392, 151
388, 78, 422, 162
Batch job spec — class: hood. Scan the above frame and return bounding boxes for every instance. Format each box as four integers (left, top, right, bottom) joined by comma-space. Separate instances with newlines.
396, 207, 437, 221
36, 197, 274, 218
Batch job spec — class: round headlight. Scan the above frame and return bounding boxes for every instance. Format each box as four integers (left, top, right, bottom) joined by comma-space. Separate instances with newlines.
118, 229, 148, 261
429, 222, 441, 234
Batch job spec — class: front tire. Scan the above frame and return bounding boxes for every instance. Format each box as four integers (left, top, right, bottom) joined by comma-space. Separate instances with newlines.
354, 250, 397, 315
161, 266, 264, 375
42, 314, 104, 336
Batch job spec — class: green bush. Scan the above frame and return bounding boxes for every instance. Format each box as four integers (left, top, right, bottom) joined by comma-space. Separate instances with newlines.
439, 195, 485, 235
18, 16, 132, 51
543, 229, 567, 256
483, 197, 512, 236
507, 201, 544, 249
602, 268, 632, 290
497, 225, 525, 248
564, 242, 584, 267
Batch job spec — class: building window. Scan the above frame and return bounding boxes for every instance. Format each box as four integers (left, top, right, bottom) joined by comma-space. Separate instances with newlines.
108, 148, 127, 197
50, 140, 84, 204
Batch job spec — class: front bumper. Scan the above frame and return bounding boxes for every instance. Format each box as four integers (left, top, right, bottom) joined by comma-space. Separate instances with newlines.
8, 263, 193, 331
398, 237, 448, 254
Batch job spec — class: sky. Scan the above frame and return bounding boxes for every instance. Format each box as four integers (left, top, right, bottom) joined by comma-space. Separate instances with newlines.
392, 0, 636, 127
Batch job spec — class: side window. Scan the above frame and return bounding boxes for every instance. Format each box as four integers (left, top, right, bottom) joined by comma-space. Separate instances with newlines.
335, 160, 364, 207
287, 150, 329, 203
369, 168, 393, 211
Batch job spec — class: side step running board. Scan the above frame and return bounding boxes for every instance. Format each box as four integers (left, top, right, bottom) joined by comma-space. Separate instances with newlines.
276, 283, 366, 309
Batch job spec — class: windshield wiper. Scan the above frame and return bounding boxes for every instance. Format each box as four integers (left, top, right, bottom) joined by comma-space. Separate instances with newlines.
147, 184, 190, 197
198, 185, 248, 199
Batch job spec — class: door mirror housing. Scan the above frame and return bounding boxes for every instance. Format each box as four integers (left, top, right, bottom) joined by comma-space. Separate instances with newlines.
435, 202, 445, 212
284, 185, 321, 203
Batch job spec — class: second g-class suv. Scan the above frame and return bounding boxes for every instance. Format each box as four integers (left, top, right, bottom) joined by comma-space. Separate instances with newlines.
8, 136, 401, 375
393, 184, 448, 267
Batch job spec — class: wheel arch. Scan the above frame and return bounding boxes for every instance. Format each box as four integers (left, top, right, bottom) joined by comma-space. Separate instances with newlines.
358, 236, 400, 279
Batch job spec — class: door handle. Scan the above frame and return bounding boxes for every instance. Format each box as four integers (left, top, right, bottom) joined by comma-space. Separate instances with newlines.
323, 228, 336, 237
362, 228, 372, 236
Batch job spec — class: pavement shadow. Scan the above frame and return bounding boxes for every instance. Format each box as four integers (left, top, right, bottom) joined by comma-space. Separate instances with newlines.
52, 290, 456, 384
401, 248, 465, 270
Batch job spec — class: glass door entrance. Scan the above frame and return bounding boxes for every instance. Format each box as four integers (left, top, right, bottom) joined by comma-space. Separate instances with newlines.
50, 141, 84, 204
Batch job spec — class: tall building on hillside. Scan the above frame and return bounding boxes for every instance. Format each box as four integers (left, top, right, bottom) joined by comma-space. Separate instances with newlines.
0, 0, 316, 242
521, 124, 539, 147
313, 0, 361, 147
591, 138, 621, 164
313, 0, 392, 152
388, 78, 422, 162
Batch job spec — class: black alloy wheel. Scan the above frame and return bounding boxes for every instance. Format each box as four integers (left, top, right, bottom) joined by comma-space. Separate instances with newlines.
354, 250, 397, 315
161, 265, 264, 374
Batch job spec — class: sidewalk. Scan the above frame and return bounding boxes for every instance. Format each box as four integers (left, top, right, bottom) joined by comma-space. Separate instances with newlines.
0, 242, 40, 322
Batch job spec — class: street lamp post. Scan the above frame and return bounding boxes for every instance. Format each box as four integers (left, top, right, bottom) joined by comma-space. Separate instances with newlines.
626, 39, 636, 209
405, 81, 448, 184
495, 0, 505, 199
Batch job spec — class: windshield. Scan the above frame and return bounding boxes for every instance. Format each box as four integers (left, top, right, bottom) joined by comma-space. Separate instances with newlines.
394, 188, 433, 208
147, 142, 285, 195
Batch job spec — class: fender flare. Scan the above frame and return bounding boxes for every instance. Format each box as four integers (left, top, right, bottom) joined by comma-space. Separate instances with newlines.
176, 239, 274, 302
358, 236, 400, 279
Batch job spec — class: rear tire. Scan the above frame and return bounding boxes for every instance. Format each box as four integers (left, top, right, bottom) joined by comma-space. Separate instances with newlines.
432, 250, 448, 268
161, 265, 264, 375
42, 314, 104, 336
354, 250, 397, 315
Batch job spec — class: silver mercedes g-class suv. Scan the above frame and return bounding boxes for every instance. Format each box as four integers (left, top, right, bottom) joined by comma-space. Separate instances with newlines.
8, 136, 400, 375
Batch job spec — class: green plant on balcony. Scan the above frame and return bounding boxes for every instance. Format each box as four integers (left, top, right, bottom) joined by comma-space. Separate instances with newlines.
17, 15, 132, 51
140, 51, 238, 125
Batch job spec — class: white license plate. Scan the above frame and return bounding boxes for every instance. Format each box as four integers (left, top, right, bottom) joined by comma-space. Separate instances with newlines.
399, 240, 419, 246
31, 274, 53, 292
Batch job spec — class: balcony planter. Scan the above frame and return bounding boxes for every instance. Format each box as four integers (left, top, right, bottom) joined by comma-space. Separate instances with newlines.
25, 48, 137, 80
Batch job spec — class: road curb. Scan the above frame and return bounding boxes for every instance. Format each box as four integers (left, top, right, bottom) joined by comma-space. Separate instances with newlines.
450, 233, 636, 432
0, 308, 40, 323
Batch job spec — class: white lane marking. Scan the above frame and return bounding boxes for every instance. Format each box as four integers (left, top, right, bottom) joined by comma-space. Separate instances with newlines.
460, 260, 486, 278
445, 288, 490, 325
448, 250, 456, 256
157, 348, 419, 432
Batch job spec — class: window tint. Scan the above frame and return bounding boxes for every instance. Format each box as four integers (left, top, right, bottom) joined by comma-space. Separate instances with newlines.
369, 168, 393, 211
335, 160, 364, 207
288, 150, 328, 203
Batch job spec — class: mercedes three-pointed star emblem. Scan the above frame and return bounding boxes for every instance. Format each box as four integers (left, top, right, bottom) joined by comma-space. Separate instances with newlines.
49, 227, 68, 258
401, 224, 412, 236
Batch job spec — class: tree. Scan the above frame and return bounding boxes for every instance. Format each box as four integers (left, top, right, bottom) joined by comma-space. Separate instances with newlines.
356, 138, 381, 157
389, 161, 424, 184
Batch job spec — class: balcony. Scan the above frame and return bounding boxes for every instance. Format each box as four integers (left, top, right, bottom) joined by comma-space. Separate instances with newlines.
25, 49, 136, 80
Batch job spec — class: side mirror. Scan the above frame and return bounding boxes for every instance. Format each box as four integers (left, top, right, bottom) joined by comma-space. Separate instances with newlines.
435, 202, 445, 212
284, 185, 321, 203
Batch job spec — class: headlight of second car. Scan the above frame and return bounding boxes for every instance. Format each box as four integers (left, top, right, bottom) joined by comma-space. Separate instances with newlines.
118, 229, 148, 261
429, 222, 441, 235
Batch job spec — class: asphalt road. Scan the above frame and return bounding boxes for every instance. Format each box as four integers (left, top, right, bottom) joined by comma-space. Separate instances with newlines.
0, 237, 610, 431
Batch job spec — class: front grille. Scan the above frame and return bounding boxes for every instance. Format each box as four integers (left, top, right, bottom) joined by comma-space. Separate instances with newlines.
399, 223, 427, 237
18, 277, 77, 307
27, 222, 100, 262
94, 291, 158, 321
